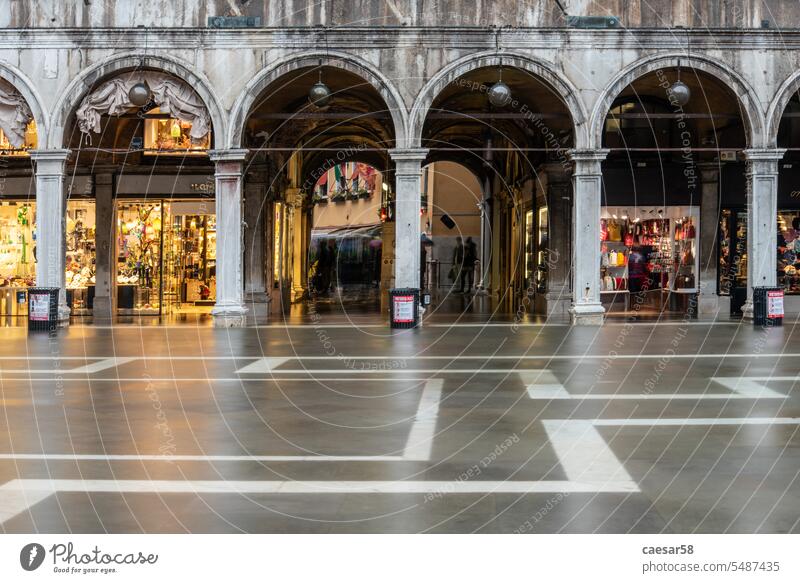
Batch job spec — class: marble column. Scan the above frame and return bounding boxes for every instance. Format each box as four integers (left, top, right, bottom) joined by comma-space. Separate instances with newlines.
92, 172, 114, 321
209, 149, 248, 327
569, 149, 609, 325
542, 163, 572, 317
742, 148, 785, 320
30, 149, 71, 324
243, 172, 269, 320
697, 163, 722, 315
389, 148, 428, 289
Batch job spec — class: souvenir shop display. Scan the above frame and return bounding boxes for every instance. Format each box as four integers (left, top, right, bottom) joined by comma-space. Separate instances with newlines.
718, 209, 748, 296
164, 212, 217, 307
65, 201, 96, 312
116, 202, 164, 314
143, 108, 210, 155
0, 202, 36, 288
777, 211, 800, 294
600, 206, 700, 311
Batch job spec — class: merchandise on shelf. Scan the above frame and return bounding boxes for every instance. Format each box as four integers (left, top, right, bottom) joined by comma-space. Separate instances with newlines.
778, 211, 800, 294
0, 201, 36, 288
65, 201, 96, 291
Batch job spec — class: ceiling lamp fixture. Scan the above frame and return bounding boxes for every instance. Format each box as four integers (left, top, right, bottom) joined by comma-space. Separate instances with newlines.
488, 66, 511, 108
670, 73, 691, 107
309, 68, 331, 107
129, 81, 151, 107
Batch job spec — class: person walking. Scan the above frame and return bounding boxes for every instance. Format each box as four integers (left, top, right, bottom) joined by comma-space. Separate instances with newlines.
462, 236, 477, 293
451, 237, 464, 292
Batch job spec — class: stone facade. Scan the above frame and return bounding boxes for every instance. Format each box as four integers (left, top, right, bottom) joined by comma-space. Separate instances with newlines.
1, 1, 799, 324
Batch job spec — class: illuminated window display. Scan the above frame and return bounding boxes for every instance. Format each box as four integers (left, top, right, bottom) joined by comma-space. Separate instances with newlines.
0, 120, 37, 156
777, 211, 800, 295
164, 207, 216, 310
116, 201, 165, 314
143, 108, 210, 155
65, 201, 96, 313
600, 206, 699, 312
0, 201, 35, 287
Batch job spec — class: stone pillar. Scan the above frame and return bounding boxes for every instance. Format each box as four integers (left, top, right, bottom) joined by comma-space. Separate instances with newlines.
389, 148, 428, 289
475, 174, 492, 295
697, 163, 721, 315
92, 173, 114, 321
30, 149, 71, 324
569, 149, 609, 325
209, 149, 249, 327
543, 163, 572, 316
742, 148, 785, 320
243, 172, 269, 320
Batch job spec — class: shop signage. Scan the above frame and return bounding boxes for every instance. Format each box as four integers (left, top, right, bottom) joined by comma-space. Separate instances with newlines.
190, 182, 215, 194
392, 294, 415, 323
16, 291, 25, 304
29, 293, 50, 321
767, 290, 784, 319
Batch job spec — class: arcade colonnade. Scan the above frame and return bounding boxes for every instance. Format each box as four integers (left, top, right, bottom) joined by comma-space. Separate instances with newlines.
0, 45, 797, 325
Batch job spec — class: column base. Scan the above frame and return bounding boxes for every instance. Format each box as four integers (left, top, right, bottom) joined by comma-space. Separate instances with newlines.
244, 293, 270, 325
212, 304, 248, 328
91, 296, 113, 324
742, 300, 754, 321
57, 304, 71, 327
569, 303, 605, 326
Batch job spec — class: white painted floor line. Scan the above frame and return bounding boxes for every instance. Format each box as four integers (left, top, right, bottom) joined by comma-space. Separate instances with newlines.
234, 357, 291, 374
402, 379, 443, 461
0, 454, 405, 462
526, 375, 788, 400
542, 420, 638, 490
0, 477, 638, 498
592, 417, 800, 426
66, 357, 138, 374
0, 485, 54, 525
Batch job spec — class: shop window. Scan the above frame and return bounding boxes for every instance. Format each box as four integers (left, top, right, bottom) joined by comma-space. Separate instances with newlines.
65, 201, 96, 313
534, 207, 548, 294
600, 206, 699, 312
143, 108, 209, 155
0, 119, 37, 156
164, 210, 217, 307
778, 211, 800, 294
116, 201, 166, 314
0, 201, 36, 287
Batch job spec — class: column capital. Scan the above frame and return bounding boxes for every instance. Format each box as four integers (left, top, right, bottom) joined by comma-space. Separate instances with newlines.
209, 148, 249, 163
388, 148, 429, 165
568, 148, 609, 163
29, 149, 71, 163
743, 148, 786, 162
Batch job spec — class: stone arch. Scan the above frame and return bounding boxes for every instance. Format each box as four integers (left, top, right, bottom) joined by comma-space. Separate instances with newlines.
0, 60, 49, 148
48, 52, 227, 149
228, 50, 409, 149
589, 52, 765, 150
409, 50, 589, 149
765, 70, 800, 147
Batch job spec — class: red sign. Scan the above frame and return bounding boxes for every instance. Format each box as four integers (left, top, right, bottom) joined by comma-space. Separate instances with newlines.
29, 293, 51, 321
767, 290, 784, 319
392, 295, 415, 323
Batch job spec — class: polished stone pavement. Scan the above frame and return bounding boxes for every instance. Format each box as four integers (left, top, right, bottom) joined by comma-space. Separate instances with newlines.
0, 318, 798, 533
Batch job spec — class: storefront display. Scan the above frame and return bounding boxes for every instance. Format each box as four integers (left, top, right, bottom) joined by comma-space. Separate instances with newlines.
116, 201, 165, 314
600, 206, 699, 312
143, 108, 210, 155
778, 211, 800, 294
0, 201, 36, 288
718, 209, 747, 296
534, 207, 548, 294
164, 206, 216, 309
65, 201, 96, 313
